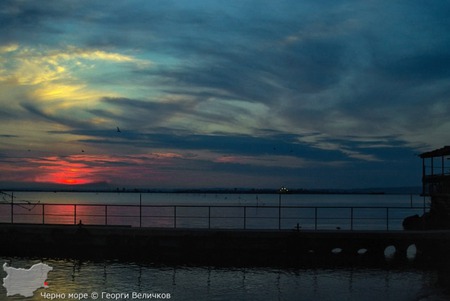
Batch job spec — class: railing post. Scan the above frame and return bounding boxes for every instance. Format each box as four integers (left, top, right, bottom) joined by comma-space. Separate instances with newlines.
431, 157, 434, 176
350, 207, 353, 230
314, 207, 318, 230
42, 204, 45, 224
74, 205, 77, 225
10, 192, 13, 224
139, 193, 142, 228
278, 194, 281, 230
105, 205, 108, 225
243, 206, 247, 230
386, 207, 389, 230
423, 196, 426, 214
174, 206, 177, 228
208, 206, 211, 229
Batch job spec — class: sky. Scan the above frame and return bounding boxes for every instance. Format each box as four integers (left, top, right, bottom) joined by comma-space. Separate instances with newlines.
0, 0, 449, 190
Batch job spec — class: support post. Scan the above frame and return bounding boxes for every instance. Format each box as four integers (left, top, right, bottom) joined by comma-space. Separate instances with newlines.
174, 206, 177, 228
386, 207, 389, 230
422, 158, 426, 196
10, 192, 13, 224
74, 204, 77, 225
350, 207, 353, 230
431, 157, 434, 176
423, 196, 426, 214
139, 193, 142, 228
208, 206, 211, 229
42, 204, 45, 224
315, 207, 318, 230
243, 206, 247, 230
278, 193, 281, 230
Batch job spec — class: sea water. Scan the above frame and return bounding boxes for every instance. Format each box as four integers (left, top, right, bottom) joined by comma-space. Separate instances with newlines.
0, 257, 449, 301
0, 192, 428, 230
0, 191, 427, 207
2, 192, 447, 301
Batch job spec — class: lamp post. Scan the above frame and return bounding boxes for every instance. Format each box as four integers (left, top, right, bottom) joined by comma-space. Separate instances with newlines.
278, 186, 288, 230
278, 192, 281, 230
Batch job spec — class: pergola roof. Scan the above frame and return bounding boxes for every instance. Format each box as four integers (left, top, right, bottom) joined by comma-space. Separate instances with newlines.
420, 146, 450, 158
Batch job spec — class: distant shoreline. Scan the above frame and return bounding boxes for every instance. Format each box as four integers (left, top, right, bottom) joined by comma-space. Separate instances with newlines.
1, 187, 421, 195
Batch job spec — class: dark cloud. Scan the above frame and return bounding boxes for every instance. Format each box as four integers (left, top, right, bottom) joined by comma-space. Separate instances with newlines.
380, 52, 450, 83
0, 134, 18, 138
0, 0, 85, 45
20, 102, 89, 130
66, 126, 415, 165
99, 97, 189, 128
112, 1, 449, 153
1, 0, 449, 188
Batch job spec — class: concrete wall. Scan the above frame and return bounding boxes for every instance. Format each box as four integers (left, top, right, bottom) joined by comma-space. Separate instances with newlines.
1, 224, 450, 266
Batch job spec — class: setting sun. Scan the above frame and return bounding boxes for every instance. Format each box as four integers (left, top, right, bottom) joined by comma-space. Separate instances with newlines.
31, 156, 98, 185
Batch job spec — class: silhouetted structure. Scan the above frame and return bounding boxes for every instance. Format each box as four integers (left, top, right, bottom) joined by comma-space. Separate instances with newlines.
404, 146, 450, 229
420, 146, 450, 228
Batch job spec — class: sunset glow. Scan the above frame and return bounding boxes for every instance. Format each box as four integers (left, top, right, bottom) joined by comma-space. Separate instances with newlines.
1, 1, 449, 189
32, 157, 99, 185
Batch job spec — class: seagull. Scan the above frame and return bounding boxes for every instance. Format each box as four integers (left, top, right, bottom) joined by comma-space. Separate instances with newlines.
117, 127, 121, 133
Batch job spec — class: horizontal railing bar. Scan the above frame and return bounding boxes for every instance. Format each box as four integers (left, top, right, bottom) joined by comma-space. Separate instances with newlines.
1, 201, 429, 231
1, 203, 430, 210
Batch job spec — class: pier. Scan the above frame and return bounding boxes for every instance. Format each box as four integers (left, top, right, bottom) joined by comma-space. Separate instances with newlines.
1, 146, 449, 266
0, 198, 444, 266
1, 223, 450, 266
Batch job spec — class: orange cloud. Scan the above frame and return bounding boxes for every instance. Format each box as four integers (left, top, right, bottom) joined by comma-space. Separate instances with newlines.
31, 156, 98, 185
27, 152, 185, 185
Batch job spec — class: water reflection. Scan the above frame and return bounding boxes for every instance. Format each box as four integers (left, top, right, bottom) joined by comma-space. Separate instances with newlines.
1, 257, 450, 301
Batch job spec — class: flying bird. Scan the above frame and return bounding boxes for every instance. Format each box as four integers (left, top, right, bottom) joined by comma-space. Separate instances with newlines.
117, 127, 121, 133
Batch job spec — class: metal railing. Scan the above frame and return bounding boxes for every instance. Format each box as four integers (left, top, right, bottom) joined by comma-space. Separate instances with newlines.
0, 202, 428, 231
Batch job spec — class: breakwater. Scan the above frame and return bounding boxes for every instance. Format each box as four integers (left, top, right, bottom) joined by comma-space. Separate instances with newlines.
1, 223, 450, 266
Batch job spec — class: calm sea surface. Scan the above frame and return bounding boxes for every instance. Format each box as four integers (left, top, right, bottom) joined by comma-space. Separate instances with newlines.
0, 191, 427, 206
2, 192, 448, 300
1, 257, 450, 301
0, 192, 429, 230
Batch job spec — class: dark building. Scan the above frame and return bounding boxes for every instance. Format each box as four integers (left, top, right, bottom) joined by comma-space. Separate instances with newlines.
419, 146, 450, 228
